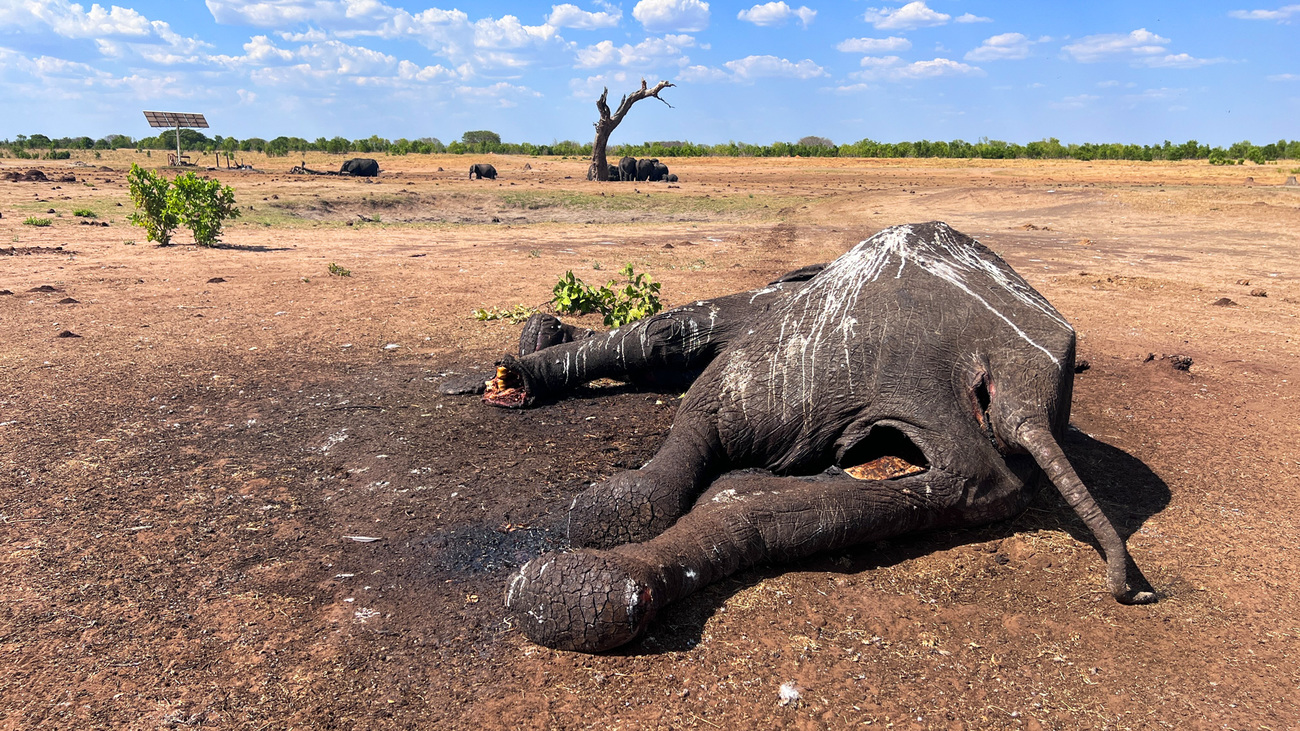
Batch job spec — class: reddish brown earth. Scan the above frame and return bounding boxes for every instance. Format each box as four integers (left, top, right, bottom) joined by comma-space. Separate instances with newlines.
1, 153, 1298, 729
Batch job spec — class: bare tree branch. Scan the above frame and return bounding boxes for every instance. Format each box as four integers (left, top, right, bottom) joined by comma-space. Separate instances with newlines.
588, 79, 675, 181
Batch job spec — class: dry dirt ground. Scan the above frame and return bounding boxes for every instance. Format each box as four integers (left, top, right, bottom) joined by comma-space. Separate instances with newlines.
1, 152, 1298, 730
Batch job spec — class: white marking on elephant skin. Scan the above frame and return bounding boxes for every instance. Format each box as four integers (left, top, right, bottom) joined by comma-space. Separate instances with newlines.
762, 222, 1068, 419
711, 488, 741, 504
748, 286, 779, 303
624, 577, 640, 621
506, 571, 526, 607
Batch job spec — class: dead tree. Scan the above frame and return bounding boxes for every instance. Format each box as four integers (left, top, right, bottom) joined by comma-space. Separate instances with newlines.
588, 79, 674, 181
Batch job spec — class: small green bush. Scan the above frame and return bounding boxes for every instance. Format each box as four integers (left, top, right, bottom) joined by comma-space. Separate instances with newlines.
45, 150, 71, 160
127, 164, 181, 245
473, 304, 538, 323
72, 209, 97, 218
23, 217, 53, 227
551, 264, 662, 327
172, 172, 240, 246
127, 164, 240, 246
327, 262, 351, 277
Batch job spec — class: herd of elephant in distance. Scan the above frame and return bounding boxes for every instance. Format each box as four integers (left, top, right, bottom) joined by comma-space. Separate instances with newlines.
330, 157, 678, 183
472, 157, 678, 182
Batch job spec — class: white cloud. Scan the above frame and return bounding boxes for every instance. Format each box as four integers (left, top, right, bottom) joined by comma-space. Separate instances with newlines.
1228, 4, 1300, 21
1049, 94, 1099, 110
278, 28, 331, 42
206, 0, 341, 26
964, 32, 1032, 61
1062, 29, 1223, 68
1126, 87, 1186, 102
955, 12, 992, 23
862, 2, 949, 30
836, 36, 910, 53
454, 81, 542, 107
0, 0, 210, 58
853, 56, 984, 81
725, 54, 826, 79
568, 70, 631, 98
575, 34, 696, 68
1268, 72, 1300, 80
737, 2, 816, 28
633, 0, 710, 32
1062, 28, 1170, 63
1143, 53, 1224, 68
678, 64, 731, 82
547, 3, 622, 30
679, 55, 826, 82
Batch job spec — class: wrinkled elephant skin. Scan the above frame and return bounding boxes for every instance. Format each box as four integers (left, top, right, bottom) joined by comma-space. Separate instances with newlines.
502, 222, 1156, 652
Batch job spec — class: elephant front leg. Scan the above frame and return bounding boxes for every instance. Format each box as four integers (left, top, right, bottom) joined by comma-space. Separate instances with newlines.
507, 469, 960, 652
567, 416, 723, 548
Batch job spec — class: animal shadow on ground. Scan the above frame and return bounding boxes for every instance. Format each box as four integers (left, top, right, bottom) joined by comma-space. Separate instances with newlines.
208, 243, 294, 252
627, 428, 1171, 655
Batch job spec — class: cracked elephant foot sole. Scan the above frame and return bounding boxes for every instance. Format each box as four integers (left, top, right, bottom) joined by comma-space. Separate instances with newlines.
567, 472, 680, 549
504, 550, 663, 652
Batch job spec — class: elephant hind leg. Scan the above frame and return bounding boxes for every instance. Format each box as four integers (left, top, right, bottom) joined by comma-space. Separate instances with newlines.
512, 469, 964, 651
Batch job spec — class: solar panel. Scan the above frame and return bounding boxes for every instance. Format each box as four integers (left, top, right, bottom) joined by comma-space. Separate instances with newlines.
143, 111, 209, 129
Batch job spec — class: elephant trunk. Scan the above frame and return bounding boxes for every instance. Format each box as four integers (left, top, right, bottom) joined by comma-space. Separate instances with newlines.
1016, 420, 1156, 605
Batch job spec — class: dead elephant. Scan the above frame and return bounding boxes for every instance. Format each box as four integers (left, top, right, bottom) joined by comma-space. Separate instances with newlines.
495, 222, 1156, 652
340, 158, 379, 177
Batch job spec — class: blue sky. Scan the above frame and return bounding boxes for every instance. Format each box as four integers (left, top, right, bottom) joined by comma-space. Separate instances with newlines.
0, 1, 1296, 147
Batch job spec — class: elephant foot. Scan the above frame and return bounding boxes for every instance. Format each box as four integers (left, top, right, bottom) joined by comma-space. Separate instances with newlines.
567, 471, 684, 548
504, 550, 664, 652
482, 355, 540, 409
518, 313, 597, 356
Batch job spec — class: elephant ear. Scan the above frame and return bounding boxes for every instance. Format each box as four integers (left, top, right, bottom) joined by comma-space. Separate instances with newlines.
768, 263, 827, 285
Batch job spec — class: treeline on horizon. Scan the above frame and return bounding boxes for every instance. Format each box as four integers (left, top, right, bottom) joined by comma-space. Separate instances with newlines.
4, 129, 1298, 165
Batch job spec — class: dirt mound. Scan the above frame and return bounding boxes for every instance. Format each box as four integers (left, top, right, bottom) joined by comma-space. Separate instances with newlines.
4, 169, 48, 182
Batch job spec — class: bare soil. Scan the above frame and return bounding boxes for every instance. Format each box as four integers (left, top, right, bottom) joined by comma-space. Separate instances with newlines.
2, 152, 1298, 730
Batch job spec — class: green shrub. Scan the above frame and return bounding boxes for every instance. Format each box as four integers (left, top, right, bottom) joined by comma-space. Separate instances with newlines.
127, 164, 181, 245
171, 172, 240, 247
45, 150, 71, 160
551, 271, 605, 316
127, 164, 240, 246
72, 209, 97, 218
23, 217, 53, 227
551, 264, 662, 328
327, 262, 351, 277
473, 304, 538, 323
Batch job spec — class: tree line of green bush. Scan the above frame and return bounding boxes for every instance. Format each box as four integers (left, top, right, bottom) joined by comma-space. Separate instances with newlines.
3, 131, 1297, 165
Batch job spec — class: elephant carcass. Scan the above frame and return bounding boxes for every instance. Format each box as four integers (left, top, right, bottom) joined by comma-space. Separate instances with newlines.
503, 221, 1156, 652
340, 158, 379, 177
619, 156, 637, 182
469, 163, 497, 180
666, 173, 678, 183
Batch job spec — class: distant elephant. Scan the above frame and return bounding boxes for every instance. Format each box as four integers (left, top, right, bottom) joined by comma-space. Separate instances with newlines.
666, 173, 679, 183
469, 163, 497, 180
618, 156, 637, 182
635, 157, 660, 182
340, 158, 379, 177
652, 162, 669, 182
608, 163, 620, 180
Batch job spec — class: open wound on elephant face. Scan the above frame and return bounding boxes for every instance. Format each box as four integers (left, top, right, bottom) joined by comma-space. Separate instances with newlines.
483, 365, 527, 408
842, 425, 928, 480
